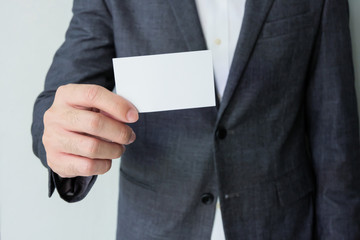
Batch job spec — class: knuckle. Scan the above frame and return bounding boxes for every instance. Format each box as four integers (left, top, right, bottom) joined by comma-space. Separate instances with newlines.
43, 108, 54, 125
79, 160, 96, 176
42, 133, 49, 146
43, 109, 50, 121
63, 137, 75, 153
56, 85, 67, 97
89, 114, 103, 132
86, 138, 100, 157
86, 85, 101, 103
42, 128, 56, 150
46, 157, 55, 170
67, 109, 79, 126
65, 157, 81, 177
47, 155, 61, 174
118, 127, 132, 143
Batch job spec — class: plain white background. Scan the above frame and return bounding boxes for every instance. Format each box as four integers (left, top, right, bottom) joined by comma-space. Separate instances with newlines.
0, 1, 359, 239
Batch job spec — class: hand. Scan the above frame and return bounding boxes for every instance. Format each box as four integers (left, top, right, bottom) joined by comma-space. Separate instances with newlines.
42, 84, 138, 178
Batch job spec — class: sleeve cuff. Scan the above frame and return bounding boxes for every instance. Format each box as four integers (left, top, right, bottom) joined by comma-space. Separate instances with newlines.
48, 169, 97, 203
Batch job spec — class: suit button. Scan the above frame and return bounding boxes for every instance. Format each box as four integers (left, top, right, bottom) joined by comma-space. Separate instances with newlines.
201, 193, 214, 205
216, 127, 227, 139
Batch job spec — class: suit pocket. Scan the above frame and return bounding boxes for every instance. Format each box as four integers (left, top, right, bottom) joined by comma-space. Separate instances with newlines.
223, 164, 314, 220
120, 168, 156, 192
267, 0, 311, 22
275, 165, 314, 207
259, 11, 314, 40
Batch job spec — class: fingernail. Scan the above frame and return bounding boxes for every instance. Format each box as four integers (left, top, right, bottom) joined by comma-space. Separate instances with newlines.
126, 108, 138, 122
129, 130, 136, 144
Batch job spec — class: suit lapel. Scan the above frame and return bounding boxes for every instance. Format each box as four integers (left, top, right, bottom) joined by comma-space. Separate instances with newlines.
166, 0, 207, 51
167, 0, 275, 121
217, 0, 275, 123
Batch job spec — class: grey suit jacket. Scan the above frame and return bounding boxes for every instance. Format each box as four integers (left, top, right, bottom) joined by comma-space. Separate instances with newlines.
32, 0, 360, 239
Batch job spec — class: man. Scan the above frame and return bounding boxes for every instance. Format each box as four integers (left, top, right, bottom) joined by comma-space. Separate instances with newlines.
32, 0, 360, 239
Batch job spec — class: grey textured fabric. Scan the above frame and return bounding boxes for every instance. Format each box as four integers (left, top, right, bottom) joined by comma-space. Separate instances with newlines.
32, 0, 360, 239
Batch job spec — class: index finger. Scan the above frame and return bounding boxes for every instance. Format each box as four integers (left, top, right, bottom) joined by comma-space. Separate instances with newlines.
57, 84, 139, 123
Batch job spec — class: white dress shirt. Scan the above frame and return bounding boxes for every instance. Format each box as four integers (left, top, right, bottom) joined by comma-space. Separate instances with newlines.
195, 0, 246, 239
195, 0, 245, 99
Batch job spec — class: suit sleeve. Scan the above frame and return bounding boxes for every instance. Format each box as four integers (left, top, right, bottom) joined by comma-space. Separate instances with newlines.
306, 0, 360, 238
31, 0, 115, 202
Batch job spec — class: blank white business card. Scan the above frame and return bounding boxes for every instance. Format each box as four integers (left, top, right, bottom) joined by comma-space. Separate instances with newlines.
113, 50, 216, 113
